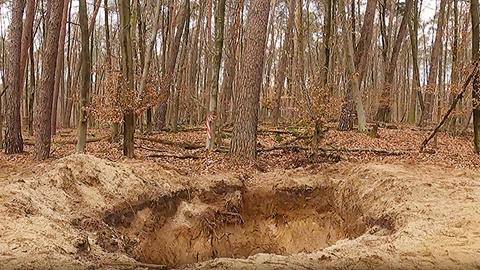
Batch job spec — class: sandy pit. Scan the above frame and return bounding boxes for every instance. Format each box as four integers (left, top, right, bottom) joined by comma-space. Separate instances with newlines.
1, 154, 480, 269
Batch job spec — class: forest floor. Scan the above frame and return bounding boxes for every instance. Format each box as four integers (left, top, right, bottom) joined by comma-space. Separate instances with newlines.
1, 125, 480, 269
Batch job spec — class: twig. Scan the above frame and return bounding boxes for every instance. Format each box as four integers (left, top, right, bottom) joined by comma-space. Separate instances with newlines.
260, 145, 409, 156
101, 261, 167, 270
420, 60, 480, 152
136, 136, 204, 150
322, 147, 409, 155
0, 85, 8, 97
154, 126, 307, 136
148, 152, 201, 159
23, 136, 109, 146
137, 145, 201, 159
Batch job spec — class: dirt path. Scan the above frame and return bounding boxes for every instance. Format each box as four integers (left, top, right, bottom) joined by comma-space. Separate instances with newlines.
1, 155, 480, 269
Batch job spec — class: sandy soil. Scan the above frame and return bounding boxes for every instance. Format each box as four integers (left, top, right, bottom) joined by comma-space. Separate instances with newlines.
1, 154, 480, 269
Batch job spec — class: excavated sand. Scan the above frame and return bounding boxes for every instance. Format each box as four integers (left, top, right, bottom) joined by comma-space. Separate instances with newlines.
1, 155, 480, 269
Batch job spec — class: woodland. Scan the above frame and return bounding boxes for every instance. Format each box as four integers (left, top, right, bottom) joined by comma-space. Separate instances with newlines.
2, 0, 480, 269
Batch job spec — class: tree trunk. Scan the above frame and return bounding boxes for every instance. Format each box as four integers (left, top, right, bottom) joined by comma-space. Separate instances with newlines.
137, 0, 162, 135
51, 0, 69, 136
421, 0, 447, 126
206, 0, 226, 150
28, 37, 35, 135
155, 1, 188, 131
76, 0, 90, 153
230, 0, 271, 159
33, 0, 65, 160
449, 0, 460, 131
170, 0, 191, 133
322, 0, 334, 86
0, 62, 5, 149
187, 1, 204, 125
471, 0, 480, 153
62, 17, 75, 129
337, 0, 368, 132
18, 0, 36, 109
407, 0, 424, 124
338, 0, 376, 132
219, 0, 244, 125
375, 0, 414, 123
4, 0, 25, 154
138, 1, 162, 99
272, 0, 295, 126
103, 0, 118, 141
0, 92, 3, 150
119, 0, 135, 158
294, 0, 306, 91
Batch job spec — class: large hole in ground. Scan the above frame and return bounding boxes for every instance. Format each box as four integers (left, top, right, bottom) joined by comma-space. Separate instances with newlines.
103, 184, 368, 268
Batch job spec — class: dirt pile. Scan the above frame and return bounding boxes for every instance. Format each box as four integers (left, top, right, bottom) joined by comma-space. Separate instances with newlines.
1, 155, 480, 269
192, 165, 480, 270
0, 154, 182, 269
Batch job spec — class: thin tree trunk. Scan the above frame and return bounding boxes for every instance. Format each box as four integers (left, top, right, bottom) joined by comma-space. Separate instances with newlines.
220, 0, 244, 125
171, 0, 190, 132
294, 0, 306, 91
322, 0, 333, 86
421, 0, 447, 126
119, 0, 135, 157
76, 0, 91, 153
155, 1, 188, 131
138, 1, 162, 99
272, 0, 295, 126
188, 0, 205, 125
338, 0, 368, 132
51, 0, 69, 136
449, 0, 460, 131
471, 0, 480, 152
138, 0, 162, 134
206, 0, 226, 150
338, 0, 376, 131
28, 36, 35, 135
18, 0, 36, 103
375, 0, 414, 123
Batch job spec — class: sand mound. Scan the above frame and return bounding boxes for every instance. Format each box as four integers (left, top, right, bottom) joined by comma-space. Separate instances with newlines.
1, 156, 480, 269
0, 154, 180, 269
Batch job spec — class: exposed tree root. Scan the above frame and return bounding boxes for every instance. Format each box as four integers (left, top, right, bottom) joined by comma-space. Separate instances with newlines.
135, 136, 204, 150
260, 145, 409, 156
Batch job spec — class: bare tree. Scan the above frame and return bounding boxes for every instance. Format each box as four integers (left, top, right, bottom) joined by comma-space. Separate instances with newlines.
76, 0, 90, 153
206, 0, 227, 150
407, 0, 424, 124
230, 0, 271, 159
34, 0, 65, 160
376, 0, 414, 123
337, 0, 376, 132
471, 0, 480, 152
18, 0, 36, 105
155, 0, 188, 131
4, 0, 25, 154
219, 0, 244, 124
272, 0, 295, 126
421, 0, 447, 126
51, 0, 69, 136
118, 0, 135, 158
